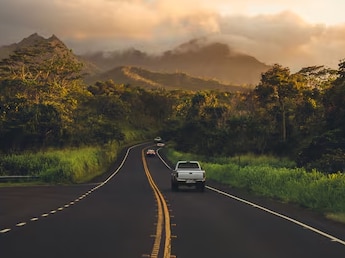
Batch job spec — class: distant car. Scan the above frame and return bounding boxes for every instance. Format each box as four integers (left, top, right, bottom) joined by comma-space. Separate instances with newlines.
156, 142, 165, 147
146, 149, 156, 157
154, 136, 162, 143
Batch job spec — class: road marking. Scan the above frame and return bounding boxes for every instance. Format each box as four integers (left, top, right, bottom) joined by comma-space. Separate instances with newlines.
206, 185, 345, 246
16, 222, 26, 227
0, 228, 11, 233
156, 149, 345, 247
142, 148, 172, 258
1, 143, 149, 237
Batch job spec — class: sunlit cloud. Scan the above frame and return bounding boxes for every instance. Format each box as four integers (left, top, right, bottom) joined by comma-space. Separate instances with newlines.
1, 0, 345, 71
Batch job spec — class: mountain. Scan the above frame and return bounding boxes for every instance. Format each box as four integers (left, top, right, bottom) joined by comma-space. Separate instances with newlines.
0, 34, 269, 90
0, 33, 65, 59
87, 66, 248, 92
0, 33, 99, 77
83, 38, 270, 86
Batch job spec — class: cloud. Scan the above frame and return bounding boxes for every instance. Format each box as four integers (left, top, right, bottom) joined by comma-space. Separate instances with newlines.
213, 11, 337, 70
1, 0, 345, 71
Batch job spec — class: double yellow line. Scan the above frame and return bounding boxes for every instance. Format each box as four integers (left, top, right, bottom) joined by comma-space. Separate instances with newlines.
142, 149, 172, 258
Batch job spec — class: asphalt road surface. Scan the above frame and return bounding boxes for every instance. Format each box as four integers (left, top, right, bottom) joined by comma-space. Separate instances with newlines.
1, 142, 345, 257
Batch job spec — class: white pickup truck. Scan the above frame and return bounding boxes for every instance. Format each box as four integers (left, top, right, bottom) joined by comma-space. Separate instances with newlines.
171, 161, 206, 192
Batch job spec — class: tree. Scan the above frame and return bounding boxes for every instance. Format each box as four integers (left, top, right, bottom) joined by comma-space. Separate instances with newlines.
323, 59, 345, 131
0, 38, 88, 151
297, 60, 345, 173
253, 64, 298, 153
297, 65, 337, 90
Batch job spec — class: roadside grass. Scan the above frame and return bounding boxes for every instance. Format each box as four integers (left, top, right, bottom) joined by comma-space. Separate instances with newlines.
0, 129, 153, 185
0, 142, 121, 184
165, 148, 345, 223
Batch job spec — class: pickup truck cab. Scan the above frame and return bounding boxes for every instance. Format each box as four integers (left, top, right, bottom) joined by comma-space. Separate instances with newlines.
171, 161, 206, 192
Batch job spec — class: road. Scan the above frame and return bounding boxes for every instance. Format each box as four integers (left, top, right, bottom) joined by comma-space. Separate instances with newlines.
1, 142, 345, 257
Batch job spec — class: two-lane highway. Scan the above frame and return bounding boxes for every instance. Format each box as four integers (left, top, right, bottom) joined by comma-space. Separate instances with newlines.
1, 143, 345, 257
148, 147, 345, 257
1, 143, 159, 257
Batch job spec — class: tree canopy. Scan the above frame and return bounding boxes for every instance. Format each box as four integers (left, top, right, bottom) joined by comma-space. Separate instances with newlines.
0, 45, 344, 173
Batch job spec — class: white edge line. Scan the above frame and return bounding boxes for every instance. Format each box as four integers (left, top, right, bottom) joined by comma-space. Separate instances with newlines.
157, 149, 345, 246
102, 143, 142, 184
156, 149, 173, 171
207, 186, 345, 246
0, 143, 148, 236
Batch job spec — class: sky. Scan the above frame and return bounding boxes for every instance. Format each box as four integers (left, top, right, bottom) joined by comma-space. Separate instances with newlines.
1, 0, 345, 71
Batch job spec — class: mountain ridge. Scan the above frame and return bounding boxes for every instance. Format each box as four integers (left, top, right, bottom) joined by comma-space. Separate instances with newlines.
0, 33, 270, 90
87, 65, 248, 92
82, 38, 270, 85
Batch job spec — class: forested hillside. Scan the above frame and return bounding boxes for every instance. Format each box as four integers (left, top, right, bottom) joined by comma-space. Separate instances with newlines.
0, 35, 344, 174
82, 38, 270, 85
86, 65, 246, 92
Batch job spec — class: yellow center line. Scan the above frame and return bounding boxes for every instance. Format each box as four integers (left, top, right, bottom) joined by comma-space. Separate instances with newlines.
142, 148, 172, 258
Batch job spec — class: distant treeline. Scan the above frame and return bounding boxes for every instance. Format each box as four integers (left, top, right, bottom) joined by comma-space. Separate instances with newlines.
0, 42, 344, 174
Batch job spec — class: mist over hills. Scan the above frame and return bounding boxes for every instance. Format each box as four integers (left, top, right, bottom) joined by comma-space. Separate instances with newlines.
83, 38, 270, 86
0, 34, 270, 90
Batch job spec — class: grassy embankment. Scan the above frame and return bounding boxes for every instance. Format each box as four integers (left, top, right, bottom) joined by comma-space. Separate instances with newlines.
0, 143, 118, 184
164, 148, 345, 224
0, 129, 148, 185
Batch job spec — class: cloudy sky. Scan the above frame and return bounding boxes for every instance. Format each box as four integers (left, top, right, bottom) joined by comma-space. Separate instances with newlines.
1, 0, 345, 71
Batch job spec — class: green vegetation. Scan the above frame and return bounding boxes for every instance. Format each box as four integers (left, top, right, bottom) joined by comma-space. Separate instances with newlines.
165, 148, 345, 221
0, 144, 120, 183
162, 64, 345, 174
0, 39, 345, 192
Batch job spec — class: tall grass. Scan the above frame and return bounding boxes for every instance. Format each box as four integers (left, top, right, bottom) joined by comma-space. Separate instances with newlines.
0, 128, 152, 184
0, 142, 121, 183
165, 149, 345, 214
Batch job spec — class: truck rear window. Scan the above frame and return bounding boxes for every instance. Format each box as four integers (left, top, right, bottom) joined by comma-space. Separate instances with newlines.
177, 162, 199, 169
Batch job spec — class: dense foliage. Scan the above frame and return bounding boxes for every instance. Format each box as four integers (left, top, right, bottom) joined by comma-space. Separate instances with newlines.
161, 64, 345, 173
0, 43, 344, 174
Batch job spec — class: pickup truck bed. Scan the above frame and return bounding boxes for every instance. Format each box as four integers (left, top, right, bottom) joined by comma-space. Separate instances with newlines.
171, 161, 206, 192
